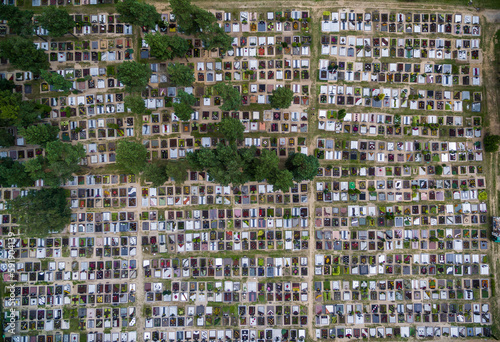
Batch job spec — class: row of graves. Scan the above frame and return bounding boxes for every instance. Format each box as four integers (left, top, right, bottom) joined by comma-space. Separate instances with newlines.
143, 303, 308, 328
64, 178, 309, 210
65, 184, 309, 211
313, 140, 484, 163
4, 334, 80, 342
313, 301, 490, 325
314, 252, 490, 277
314, 278, 490, 302
315, 163, 485, 178
164, 229, 310, 252
144, 35, 312, 58
316, 326, 490, 339
317, 87, 481, 112
319, 60, 481, 85
321, 11, 481, 36
143, 257, 311, 279
87, 332, 137, 342
154, 10, 310, 34
5, 281, 135, 308
314, 176, 487, 204
318, 299, 490, 324
143, 328, 307, 342
17, 306, 136, 332
313, 227, 489, 251
35, 37, 133, 64
316, 114, 481, 139
311, 203, 488, 229
8, 256, 138, 283
319, 36, 480, 61
72, 306, 136, 330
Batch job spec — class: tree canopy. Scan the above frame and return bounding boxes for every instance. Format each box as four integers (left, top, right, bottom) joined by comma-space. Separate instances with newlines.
0, 5, 34, 37
167, 63, 195, 86
213, 83, 241, 111
484, 134, 500, 153
40, 70, 73, 92
124, 95, 147, 115
24, 141, 85, 187
200, 23, 233, 51
169, 0, 216, 35
0, 157, 34, 187
219, 117, 244, 143
0, 129, 15, 148
145, 33, 190, 60
116, 0, 161, 29
0, 90, 21, 123
173, 90, 196, 121
285, 153, 319, 182
165, 160, 189, 184
116, 61, 151, 92
0, 79, 15, 92
15, 101, 49, 128
269, 86, 294, 109
37, 6, 75, 37
19, 124, 59, 147
115, 140, 148, 174
169, 0, 232, 51
142, 161, 168, 187
268, 169, 294, 193
7, 188, 71, 237
0, 36, 50, 73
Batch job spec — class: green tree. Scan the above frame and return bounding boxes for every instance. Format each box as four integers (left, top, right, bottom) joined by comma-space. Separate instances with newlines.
0, 158, 33, 187
213, 83, 241, 111
40, 70, 73, 92
124, 95, 146, 115
167, 63, 194, 86
201, 23, 233, 51
337, 109, 346, 121
6, 188, 71, 237
0, 90, 21, 123
0, 129, 15, 147
0, 5, 34, 37
165, 159, 189, 184
145, 33, 190, 60
142, 161, 168, 187
15, 101, 48, 128
285, 153, 319, 182
484, 134, 500, 153
19, 124, 59, 147
187, 143, 247, 186
37, 6, 75, 37
170, 0, 216, 35
173, 90, 196, 121
219, 117, 244, 143
0, 79, 15, 92
115, 140, 148, 174
116, 0, 161, 29
117, 61, 151, 92
24, 141, 85, 187
269, 86, 294, 109
253, 149, 279, 181
268, 169, 294, 192
0, 36, 50, 73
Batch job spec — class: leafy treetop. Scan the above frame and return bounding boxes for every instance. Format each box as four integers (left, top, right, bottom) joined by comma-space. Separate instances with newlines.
145, 33, 190, 60
115, 140, 148, 174
116, 0, 161, 29
213, 83, 241, 112
37, 6, 75, 37
167, 63, 195, 86
0, 36, 50, 73
7, 188, 71, 237
269, 86, 294, 109
116, 61, 152, 92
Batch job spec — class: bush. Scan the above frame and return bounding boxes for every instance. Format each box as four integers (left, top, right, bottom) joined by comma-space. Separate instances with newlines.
484, 134, 500, 153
